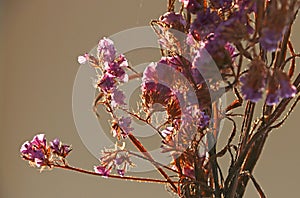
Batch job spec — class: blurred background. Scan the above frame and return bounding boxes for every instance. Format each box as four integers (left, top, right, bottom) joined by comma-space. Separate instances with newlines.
1, 0, 299, 197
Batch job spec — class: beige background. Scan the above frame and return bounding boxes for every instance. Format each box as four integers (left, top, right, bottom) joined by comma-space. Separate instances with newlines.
1, 1, 299, 197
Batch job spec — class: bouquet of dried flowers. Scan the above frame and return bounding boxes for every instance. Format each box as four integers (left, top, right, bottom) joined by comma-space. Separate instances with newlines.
20, 0, 300, 197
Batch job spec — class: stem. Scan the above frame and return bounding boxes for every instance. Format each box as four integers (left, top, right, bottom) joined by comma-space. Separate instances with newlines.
127, 134, 178, 192
53, 164, 178, 184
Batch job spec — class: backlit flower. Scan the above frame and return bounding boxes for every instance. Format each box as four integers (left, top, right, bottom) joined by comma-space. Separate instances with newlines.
240, 58, 267, 102
97, 37, 116, 63
94, 165, 111, 177
111, 89, 126, 108
98, 74, 115, 93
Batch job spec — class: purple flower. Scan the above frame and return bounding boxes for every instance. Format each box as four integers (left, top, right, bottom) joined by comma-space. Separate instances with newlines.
77, 53, 89, 64
210, 0, 233, 9
118, 116, 133, 136
179, 0, 202, 14
142, 63, 159, 83
199, 111, 210, 129
50, 138, 72, 158
94, 166, 110, 177
98, 74, 115, 92
191, 9, 221, 40
240, 58, 267, 102
106, 62, 126, 79
20, 134, 47, 167
239, 0, 257, 13
214, 12, 250, 43
266, 73, 280, 106
97, 37, 116, 63
114, 156, 125, 166
31, 134, 46, 148
105, 55, 129, 82
259, 27, 285, 52
266, 91, 280, 106
111, 89, 126, 108
159, 12, 186, 31
117, 169, 125, 177
276, 70, 297, 99
259, 0, 294, 51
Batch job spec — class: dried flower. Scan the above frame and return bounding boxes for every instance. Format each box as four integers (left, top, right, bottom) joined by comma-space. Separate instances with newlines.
94, 165, 111, 177
50, 138, 72, 158
159, 12, 186, 31
97, 37, 116, 63
191, 9, 221, 41
210, 0, 233, 9
77, 53, 89, 64
179, 0, 202, 14
111, 89, 126, 108
98, 74, 115, 93
240, 58, 267, 102
276, 69, 297, 99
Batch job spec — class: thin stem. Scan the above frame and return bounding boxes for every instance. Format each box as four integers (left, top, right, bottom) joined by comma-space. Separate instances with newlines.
53, 164, 178, 184
127, 134, 178, 192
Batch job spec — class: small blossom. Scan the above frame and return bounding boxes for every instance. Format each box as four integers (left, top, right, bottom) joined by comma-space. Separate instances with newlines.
118, 117, 134, 136
259, 0, 295, 51
20, 134, 47, 167
142, 63, 159, 83
107, 62, 126, 79
77, 53, 89, 64
31, 134, 46, 148
111, 89, 126, 108
94, 166, 110, 177
259, 27, 285, 52
114, 156, 126, 166
210, 0, 233, 9
276, 70, 297, 99
191, 9, 221, 41
214, 12, 250, 43
159, 12, 186, 31
179, 0, 202, 14
266, 73, 280, 106
104, 55, 129, 82
117, 169, 125, 177
50, 138, 72, 158
240, 58, 267, 102
97, 37, 116, 63
199, 111, 210, 129
98, 74, 115, 92
111, 117, 133, 139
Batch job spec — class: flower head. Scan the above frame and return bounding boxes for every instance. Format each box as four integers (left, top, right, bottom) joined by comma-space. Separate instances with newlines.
21, 134, 72, 168
77, 53, 89, 64
210, 0, 233, 9
276, 70, 297, 99
159, 12, 186, 31
50, 138, 72, 158
98, 74, 115, 93
111, 89, 126, 108
97, 37, 116, 63
266, 73, 280, 106
179, 0, 202, 14
240, 58, 267, 102
191, 9, 221, 41
111, 116, 133, 139
94, 165, 111, 177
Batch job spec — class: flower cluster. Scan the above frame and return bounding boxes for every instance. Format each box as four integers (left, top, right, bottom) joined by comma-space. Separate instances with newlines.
94, 143, 134, 177
240, 57, 297, 104
20, 134, 71, 168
